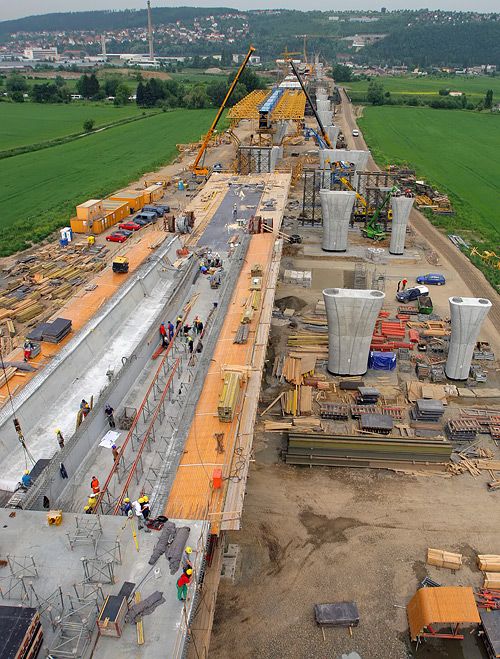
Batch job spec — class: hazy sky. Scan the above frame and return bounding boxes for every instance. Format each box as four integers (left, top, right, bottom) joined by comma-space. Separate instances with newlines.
0, 0, 497, 22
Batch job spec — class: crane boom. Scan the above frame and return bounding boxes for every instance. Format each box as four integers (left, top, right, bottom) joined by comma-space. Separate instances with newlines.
192, 45, 255, 176
288, 59, 332, 148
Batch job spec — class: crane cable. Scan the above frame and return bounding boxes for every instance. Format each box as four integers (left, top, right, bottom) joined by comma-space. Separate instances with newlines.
0, 345, 35, 469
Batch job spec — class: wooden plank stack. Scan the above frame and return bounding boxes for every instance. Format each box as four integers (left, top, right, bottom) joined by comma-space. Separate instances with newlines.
478, 555, 500, 572
427, 548, 462, 570
483, 573, 500, 589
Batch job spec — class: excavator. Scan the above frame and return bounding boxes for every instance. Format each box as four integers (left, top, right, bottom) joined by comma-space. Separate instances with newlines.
362, 186, 400, 241
191, 45, 255, 177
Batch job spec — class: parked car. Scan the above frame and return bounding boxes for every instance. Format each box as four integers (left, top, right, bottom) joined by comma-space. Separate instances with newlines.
352, 129, 359, 137
119, 221, 141, 231
416, 273, 446, 286
106, 232, 128, 243
133, 218, 150, 227
396, 285, 429, 303
114, 229, 133, 237
135, 211, 157, 224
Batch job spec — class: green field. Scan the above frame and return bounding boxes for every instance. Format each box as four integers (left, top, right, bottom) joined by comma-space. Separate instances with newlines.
0, 102, 151, 150
358, 105, 500, 246
1, 108, 219, 255
346, 75, 500, 102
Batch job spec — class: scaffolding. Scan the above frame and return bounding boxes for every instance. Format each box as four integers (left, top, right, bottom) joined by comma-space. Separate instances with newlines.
237, 146, 271, 175
66, 515, 103, 551
301, 168, 354, 224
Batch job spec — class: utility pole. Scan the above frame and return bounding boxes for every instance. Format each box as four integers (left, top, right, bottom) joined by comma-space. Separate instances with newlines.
101, 35, 106, 58
147, 0, 154, 59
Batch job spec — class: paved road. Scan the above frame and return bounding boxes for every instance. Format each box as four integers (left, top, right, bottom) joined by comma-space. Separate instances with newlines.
337, 87, 500, 334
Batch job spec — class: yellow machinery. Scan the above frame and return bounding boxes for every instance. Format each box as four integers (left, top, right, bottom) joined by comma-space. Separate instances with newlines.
470, 248, 500, 270
191, 45, 255, 177
218, 370, 242, 422
112, 256, 129, 274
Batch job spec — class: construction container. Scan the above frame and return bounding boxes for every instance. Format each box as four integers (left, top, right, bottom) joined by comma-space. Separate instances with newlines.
110, 189, 145, 212
143, 183, 164, 203
76, 199, 103, 221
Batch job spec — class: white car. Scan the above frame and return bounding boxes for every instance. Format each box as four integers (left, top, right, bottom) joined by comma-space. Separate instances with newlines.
352, 129, 360, 137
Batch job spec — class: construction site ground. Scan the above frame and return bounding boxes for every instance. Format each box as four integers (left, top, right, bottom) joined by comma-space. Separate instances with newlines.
209, 97, 500, 658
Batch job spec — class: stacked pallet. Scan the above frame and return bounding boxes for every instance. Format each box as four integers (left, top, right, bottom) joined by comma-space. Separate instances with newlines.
478, 555, 500, 572
427, 548, 462, 570
445, 419, 480, 442
411, 399, 444, 423
320, 403, 349, 420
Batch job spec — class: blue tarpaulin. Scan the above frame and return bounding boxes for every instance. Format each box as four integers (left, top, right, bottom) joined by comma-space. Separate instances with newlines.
369, 351, 397, 371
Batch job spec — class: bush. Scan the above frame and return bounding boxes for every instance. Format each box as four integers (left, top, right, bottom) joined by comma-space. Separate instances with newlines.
11, 91, 24, 103
83, 119, 95, 132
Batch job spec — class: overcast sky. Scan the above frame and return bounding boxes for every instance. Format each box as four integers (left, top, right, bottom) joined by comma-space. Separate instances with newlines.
1, 0, 497, 22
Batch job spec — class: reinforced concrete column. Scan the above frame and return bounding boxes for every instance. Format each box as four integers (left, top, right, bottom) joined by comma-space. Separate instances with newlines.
323, 288, 385, 375
318, 110, 333, 127
445, 297, 492, 380
320, 190, 355, 252
389, 196, 414, 255
327, 125, 340, 148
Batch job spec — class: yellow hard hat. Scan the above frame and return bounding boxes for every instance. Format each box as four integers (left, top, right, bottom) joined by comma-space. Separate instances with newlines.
55, 429, 61, 434
186, 568, 193, 575
138, 497, 145, 504
24, 470, 29, 475
185, 546, 192, 554
124, 497, 130, 503
143, 496, 149, 502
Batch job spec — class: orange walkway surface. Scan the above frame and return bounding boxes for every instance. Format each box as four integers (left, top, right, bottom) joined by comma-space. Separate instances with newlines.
165, 234, 275, 523
0, 228, 167, 406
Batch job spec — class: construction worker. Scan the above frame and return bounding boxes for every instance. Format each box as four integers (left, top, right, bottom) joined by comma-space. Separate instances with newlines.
90, 476, 100, 495
195, 318, 204, 335
182, 546, 193, 572
84, 505, 92, 514
80, 399, 90, 418
159, 322, 168, 347
140, 496, 150, 520
397, 280, 402, 292
167, 321, 175, 342
183, 323, 191, 338
233, 203, 238, 220
23, 339, 33, 362
87, 235, 95, 248
402, 278, 408, 290
104, 404, 115, 428
187, 335, 194, 354
132, 498, 149, 531
111, 444, 120, 462
21, 470, 32, 488
55, 429, 64, 449
176, 315, 182, 329
121, 497, 132, 516
87, 494, 97, 510
176, 569, 192, 601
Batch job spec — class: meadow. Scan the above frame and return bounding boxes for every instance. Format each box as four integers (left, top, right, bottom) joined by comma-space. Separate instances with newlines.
1, 108, 219, 255
346, 75, 500, 103
357, 106, 500, 247
0, 102, 151, 150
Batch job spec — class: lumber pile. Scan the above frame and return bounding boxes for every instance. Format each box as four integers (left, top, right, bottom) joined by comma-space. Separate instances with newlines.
218, 371, 242, 422
288, 333, 328, 347
427, 548, 462, 570
264, 417, 322, 432
483, 574, 500, 589
0, 366, 17, 387
280, 353, 316, 385
281, 385, 314, 416
478, 555, 500, 573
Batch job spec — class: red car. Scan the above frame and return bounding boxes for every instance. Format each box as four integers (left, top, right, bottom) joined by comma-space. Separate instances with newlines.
106, 232, 128, 243
119, 221, 141, 231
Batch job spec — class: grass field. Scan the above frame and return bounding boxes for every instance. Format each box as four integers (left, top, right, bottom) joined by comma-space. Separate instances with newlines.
346, 75, 500, 102
1, 108, 219, 255
0, 102, 151, 150
358, 106, 500, 247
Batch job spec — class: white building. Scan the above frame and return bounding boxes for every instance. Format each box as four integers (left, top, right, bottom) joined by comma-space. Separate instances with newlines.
23, 47, 58, 61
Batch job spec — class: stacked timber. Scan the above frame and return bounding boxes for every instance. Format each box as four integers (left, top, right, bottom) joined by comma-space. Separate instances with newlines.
281, 353, 316, 385
0, 366, 17, 387
284, 432, 452, 468
427, 548, 462, 570
218, 371, 242, 422
281, 385, 313, 416
483, 574, 500, 589
478, 555, 500, 572
264, 418, 322, 432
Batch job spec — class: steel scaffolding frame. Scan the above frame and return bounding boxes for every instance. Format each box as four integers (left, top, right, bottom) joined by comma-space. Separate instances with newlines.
301, 168, 354, 224
66, 515, 103, 551
237, 147, 272, 175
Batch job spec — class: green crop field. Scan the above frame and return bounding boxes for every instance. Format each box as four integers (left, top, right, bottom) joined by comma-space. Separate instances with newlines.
1, 108, 220, 255
346, 75, 500, 102
0, 102, 151, 151
358, 106, 500, 286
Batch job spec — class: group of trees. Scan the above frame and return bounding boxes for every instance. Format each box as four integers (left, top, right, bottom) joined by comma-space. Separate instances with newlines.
76, 73, 131, 105
136, 67, 265, 110
364, 80, 495, 111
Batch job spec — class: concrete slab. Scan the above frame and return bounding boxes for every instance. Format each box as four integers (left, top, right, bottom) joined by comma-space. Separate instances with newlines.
302, 242, 421, 262
0, 508, 207, 659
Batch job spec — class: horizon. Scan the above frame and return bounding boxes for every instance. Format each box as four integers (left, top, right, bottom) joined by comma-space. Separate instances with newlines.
1, 1, 499, 23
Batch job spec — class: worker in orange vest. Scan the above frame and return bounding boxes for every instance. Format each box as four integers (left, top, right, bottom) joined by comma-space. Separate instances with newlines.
90, 476, 100, 495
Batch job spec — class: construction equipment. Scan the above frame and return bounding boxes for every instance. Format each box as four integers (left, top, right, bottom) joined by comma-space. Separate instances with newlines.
362, 186, 399, 241
191, 45, 255, 177
261, 222, 302, 244
288, 59, 332, 148
112, 256, 129, 274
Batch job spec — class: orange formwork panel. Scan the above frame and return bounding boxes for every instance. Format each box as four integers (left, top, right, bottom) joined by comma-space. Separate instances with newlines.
165, 234, 275, 526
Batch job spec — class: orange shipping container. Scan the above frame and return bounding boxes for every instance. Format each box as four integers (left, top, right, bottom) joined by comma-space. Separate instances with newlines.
109, 189, 145, 212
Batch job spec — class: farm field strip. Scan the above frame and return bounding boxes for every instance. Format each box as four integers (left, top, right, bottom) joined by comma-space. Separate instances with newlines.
357, 106, 500, 244
0, 108, 218, 255
346, 75, 500, 100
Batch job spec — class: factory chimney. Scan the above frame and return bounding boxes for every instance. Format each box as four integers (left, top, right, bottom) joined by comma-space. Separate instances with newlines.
147, 0, 154, 59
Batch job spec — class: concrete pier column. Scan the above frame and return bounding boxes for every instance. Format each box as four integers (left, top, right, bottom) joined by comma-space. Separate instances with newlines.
445, 297, 492, 380
318, 110, 333, 127
389, 196, 414, 255
323, 288, 385, 375
320, 190, 355, 252
327, 125, 340, 148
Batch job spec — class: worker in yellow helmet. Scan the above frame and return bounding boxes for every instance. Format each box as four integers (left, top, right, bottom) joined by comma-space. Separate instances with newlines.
55, 429, 64, 449
183, 546, 193, 572
140, 496, 150, 520
87, 494, 97, 510
121, 497, 132, 516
